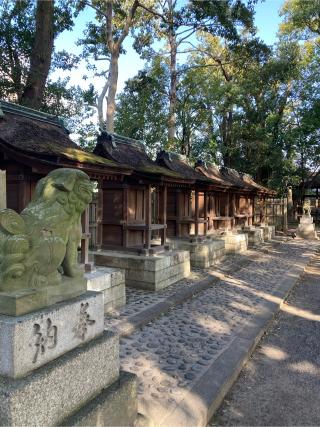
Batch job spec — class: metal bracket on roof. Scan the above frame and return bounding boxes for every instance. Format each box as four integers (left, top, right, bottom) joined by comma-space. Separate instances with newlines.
110, 134, 117, 148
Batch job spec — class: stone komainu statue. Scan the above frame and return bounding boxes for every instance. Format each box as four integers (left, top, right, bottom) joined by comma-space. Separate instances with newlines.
303, 198, 311, 216
0, 168, 93, 292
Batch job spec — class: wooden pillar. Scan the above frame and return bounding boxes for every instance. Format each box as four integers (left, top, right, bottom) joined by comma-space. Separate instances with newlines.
96, 180, 103, 250
145, 185, 152, 249
195, 189, 199, 237
177, 189, 181, 238
204, 191, 208, 236
123, 186, 128, 248
161, 185, 167, 245
232, 193, 236, 229
81, 206, 91, 270
226, 192, 230, 229
272, 197, 275, 226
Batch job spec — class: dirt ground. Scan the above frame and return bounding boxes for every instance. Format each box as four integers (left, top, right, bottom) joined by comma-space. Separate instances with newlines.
211, 249, 320, 426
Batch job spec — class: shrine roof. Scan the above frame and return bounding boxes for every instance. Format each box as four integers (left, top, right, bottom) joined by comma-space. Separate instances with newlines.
0, 101, 131, 175
301, 171, 320, 189
196, 161, 275, 195
156, 151, 212, 184
221, 167, 275, 195
195, 161, 238, 189
93, 132, 187, 180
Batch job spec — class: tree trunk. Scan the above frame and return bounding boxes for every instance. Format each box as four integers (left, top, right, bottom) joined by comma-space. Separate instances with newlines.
106, 49, 120, 133
167, 1, 177, 147
21, 0, 54, 109
221, 109, 234, 167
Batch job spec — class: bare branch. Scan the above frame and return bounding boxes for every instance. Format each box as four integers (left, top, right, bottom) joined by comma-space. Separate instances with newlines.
82, 0, 108, 18
136, 1, 168, 23
117, 0, 140, 48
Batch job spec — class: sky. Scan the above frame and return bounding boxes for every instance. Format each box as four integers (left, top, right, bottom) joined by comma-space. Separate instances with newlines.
54, 0, 285, 97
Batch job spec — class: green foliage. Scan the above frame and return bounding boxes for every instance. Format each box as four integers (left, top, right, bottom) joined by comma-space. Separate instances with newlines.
0, 0, 75, 102
280, 0, 320, 39
115, 58, 168, 157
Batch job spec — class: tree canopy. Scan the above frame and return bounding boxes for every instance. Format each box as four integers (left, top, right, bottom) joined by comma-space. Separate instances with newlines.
0, 0, 319, 193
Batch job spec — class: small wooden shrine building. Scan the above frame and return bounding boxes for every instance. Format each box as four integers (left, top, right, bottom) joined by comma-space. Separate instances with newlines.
195, 162, 275, 229
0, 101, 134, 263
93, 132, 194, 253
155, 151, 213, 238
0, 101, 131, 210
194, 161, 240, 231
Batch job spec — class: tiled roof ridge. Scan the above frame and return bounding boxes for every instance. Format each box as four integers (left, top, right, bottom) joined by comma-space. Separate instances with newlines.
0, 100, 68, 132
103, 131, 146, 152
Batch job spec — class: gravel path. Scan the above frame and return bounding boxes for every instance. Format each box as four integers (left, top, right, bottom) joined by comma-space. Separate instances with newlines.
104, 238, 318, 424
211, 247, 320, 426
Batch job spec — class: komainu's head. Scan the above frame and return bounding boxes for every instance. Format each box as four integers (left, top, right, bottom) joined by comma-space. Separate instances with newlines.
31, 168, 93, 216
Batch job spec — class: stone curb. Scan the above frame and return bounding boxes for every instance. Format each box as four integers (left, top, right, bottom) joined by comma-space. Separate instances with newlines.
112, 254, 263, 337
158, 248, 315, 427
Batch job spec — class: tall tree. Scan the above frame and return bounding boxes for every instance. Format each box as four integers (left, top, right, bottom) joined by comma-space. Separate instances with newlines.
0, 0, 74, 107
77, 0, 155, 131
280, 0, 320, 39
21, 0, 55, 109
135, 0, 257, 147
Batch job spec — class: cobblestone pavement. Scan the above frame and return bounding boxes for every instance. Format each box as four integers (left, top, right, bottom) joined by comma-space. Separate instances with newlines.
104, 238, 287, 331
211, 248, 320, 426
104, 238, 318, 424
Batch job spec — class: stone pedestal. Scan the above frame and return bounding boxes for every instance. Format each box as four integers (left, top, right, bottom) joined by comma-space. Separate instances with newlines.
168, 237, 225, 268
297, 215, 318, 240
215, 232, 248, 254
259, 225, 275, 241
85, 267, 126, 313
0, 292, 137, 426
240, 226, 264, 246
94, 250, 190, 291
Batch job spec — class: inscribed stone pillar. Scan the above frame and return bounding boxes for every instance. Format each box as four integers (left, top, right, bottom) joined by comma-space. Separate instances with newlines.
287, 186, 293, 220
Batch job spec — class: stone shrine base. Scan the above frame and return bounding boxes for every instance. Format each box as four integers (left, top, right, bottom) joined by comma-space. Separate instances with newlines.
85, 267, 126, 312
240, 226, 264, 246
215, 232, 248, 254
297, 215, 318, 240
168, 237, 225, 268
94, 250, 190, 291
259, 225, 276, 241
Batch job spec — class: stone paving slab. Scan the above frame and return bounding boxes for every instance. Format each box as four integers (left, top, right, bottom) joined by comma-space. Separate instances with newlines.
105, 238, 318, 427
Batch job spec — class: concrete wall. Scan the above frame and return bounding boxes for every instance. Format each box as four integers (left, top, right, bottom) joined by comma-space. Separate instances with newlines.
0, 170, 6, 208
